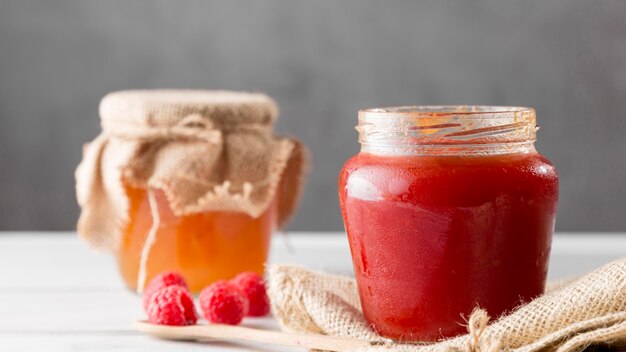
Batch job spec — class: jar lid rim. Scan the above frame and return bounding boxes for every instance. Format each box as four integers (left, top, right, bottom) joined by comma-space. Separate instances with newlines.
99, 90, 278, 127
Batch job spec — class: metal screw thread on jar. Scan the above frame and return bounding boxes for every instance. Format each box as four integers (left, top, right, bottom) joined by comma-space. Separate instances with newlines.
357, 106, 538, 156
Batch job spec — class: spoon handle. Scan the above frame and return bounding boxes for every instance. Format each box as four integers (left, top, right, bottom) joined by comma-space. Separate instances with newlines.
135, 321, 377, 352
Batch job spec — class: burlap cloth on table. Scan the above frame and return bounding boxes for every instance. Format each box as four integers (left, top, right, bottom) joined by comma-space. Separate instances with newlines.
267, 257, 626, 352
76, 90, 307, 251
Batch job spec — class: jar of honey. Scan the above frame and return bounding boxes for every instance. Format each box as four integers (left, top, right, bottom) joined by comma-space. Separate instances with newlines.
76, 90, 306, 293
339, 106, 559, 341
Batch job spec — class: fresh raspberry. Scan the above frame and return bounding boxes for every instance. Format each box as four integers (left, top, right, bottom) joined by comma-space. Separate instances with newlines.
142, 272, 189, 312
231, 272, 271, 317
199, 280, 249, 325
146, 285, 198, 326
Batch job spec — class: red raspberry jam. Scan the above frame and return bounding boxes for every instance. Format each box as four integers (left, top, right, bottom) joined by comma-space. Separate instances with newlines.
338, 106, 559, 341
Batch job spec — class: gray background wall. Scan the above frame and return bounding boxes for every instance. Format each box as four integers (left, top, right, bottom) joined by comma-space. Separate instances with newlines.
0, 0, 625, 232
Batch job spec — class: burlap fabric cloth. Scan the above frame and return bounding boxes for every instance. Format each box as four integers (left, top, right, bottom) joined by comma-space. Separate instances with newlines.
76, 90, 307, 251
268, 257, 626, 352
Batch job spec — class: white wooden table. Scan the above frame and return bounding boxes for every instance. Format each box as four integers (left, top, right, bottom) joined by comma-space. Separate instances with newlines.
1, 232, 624, 351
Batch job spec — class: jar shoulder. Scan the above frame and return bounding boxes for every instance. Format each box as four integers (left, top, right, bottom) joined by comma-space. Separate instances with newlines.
339, 152, 558, 196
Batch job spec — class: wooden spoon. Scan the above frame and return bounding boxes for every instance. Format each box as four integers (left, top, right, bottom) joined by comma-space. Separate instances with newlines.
135, 320, 382, 351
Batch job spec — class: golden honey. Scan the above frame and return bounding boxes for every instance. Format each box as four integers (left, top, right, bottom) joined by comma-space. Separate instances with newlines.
117, 187, 276, 292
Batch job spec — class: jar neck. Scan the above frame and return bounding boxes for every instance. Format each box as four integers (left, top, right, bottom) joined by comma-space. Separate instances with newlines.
357, 106, 538, 156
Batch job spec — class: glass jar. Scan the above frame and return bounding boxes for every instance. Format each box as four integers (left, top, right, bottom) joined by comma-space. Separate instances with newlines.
338, 106, 559, 341
75, 90, 307, 294
117, 188, 277, 292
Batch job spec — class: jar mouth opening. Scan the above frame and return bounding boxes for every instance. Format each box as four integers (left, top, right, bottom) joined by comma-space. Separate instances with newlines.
359, 105, 534, 118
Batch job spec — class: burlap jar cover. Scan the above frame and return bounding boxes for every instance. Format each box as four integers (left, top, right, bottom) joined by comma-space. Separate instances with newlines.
268, 258, 626, 352
75, 90, 307, 255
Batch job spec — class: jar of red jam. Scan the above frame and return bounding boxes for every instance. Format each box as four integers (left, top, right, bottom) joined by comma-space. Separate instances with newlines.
338, 106, 558, 342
